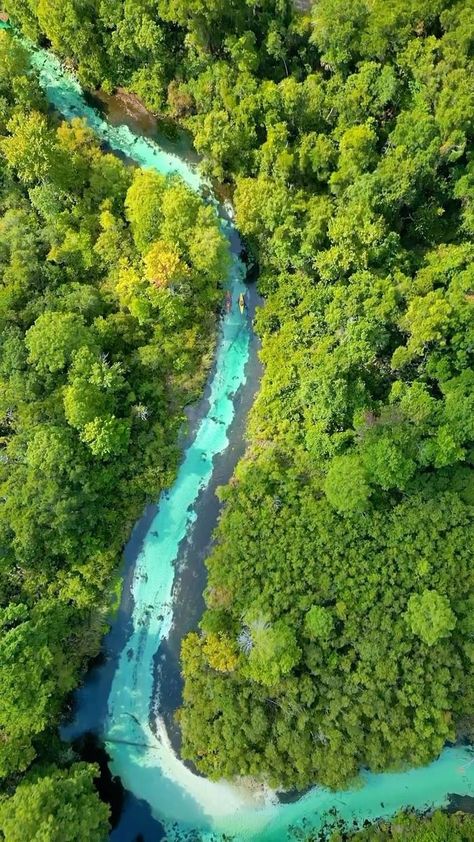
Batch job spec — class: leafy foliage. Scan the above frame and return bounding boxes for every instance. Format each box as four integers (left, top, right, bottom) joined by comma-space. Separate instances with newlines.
176, 0, 474, 793
0, 28, 226, 829
0, 763, 110, 842
406, 589, 456, 647
3, 0, 474, 815
314, 809, 474, 841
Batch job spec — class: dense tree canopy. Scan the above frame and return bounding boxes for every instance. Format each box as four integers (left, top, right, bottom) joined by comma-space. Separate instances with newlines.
0, 763, 110, 842
312, 810, 474, 842
0, 28, 226, 832
174, 0, 474, 796
2, 0, 474, 832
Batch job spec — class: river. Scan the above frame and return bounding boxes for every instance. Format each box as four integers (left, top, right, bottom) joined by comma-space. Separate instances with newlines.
14, 29, 474, 842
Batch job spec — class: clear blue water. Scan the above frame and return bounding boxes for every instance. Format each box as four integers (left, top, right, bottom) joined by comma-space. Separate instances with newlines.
14, 29, 474, 841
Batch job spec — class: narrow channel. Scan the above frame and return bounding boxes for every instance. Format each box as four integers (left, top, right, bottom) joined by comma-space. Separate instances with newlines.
23, 34, 474, 842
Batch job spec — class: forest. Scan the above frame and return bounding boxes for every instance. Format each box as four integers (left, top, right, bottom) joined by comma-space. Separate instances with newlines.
0, 27, 228, 839
1, 0, 474, 838
174, 0, 474, 794
304, 809, 474, 841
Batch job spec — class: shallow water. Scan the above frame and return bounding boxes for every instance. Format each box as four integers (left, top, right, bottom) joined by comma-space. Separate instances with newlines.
17, 31, 474, 841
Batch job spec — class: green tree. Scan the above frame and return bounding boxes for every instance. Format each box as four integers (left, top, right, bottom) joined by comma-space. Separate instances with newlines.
0, 763, 110, 842
203, 632, 239, 672
324, 454, 371, 513
1, 111, 59, 184
304, 606, 334, 642
25, 312, 93, 374
322, 809, 474, 840
361, 433, 417, 490
245, 620, 301, 686
406, 589, 456, 646
330, 123, 378, 194
125, 169, 165, 253
311, 0, 367, 69
80, 415, 131, 459
0, 603, 76, 778
0, 30, 30, 86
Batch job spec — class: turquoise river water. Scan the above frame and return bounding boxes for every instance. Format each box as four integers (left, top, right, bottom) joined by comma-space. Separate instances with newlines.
11, 27, 474, 841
